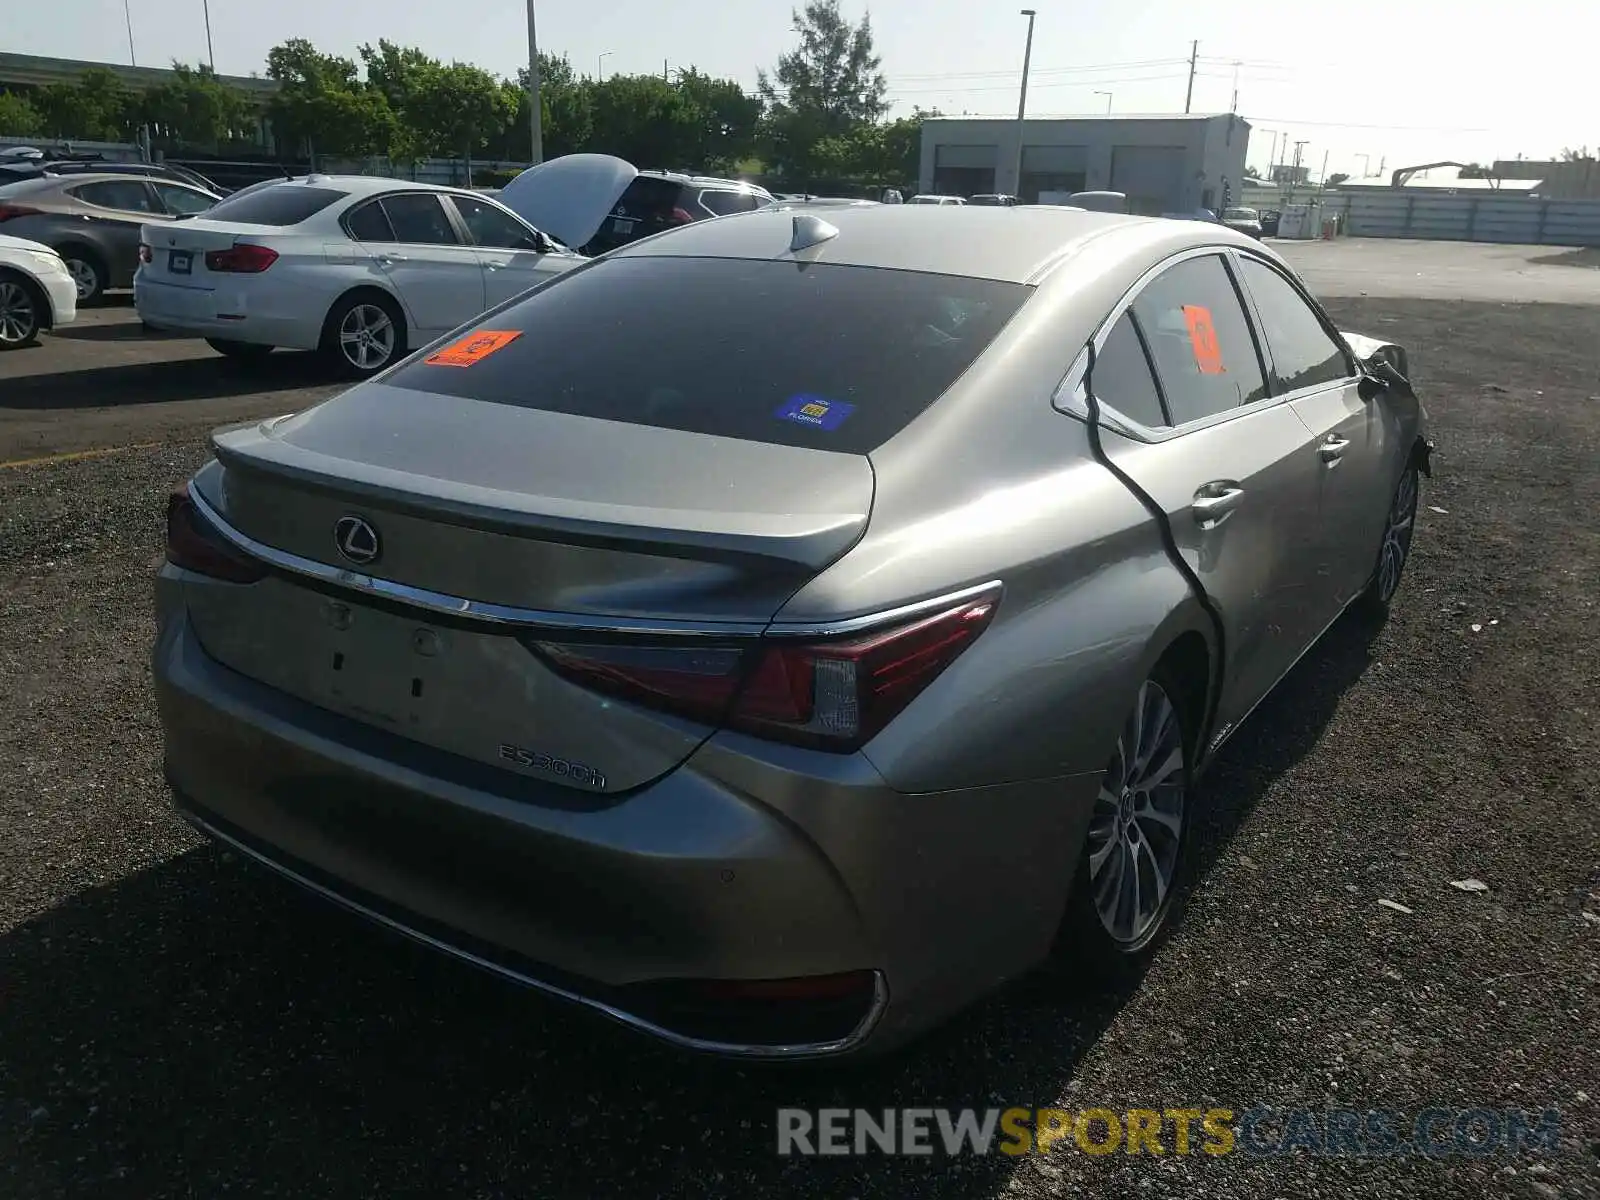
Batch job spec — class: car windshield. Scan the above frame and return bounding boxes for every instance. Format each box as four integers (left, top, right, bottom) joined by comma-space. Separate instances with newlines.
387, 257, 1033, 454
1225, 208, 1258, 220
201, 184, 346, 226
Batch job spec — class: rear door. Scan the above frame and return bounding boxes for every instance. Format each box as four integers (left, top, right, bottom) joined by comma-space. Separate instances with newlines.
1233, 252, 1398, 607
446, 192, 570, 307
1078, 251, 1328, 739
364, 192, 486, 337
67, 179, 166, 283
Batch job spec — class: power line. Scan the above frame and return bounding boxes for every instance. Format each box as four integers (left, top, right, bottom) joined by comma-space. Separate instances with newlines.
892, 57, 1188, 82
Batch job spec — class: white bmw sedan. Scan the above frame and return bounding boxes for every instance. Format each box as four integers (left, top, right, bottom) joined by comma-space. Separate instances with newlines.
134, 176, 581, 377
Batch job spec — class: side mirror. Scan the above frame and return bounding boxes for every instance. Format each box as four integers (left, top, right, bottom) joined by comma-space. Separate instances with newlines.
1358, 357, 1414, 401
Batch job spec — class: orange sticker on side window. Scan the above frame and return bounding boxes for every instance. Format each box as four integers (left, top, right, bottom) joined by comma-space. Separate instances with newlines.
424, 329, 522, 368
1181, 305, 1226, 375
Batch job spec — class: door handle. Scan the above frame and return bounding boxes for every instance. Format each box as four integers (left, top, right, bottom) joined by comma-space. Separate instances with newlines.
1319, 435, 1351, 463
1191, 484, 1246, 528
375, 253, 408, 265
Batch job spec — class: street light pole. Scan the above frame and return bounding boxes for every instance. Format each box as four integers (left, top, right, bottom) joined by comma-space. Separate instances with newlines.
1093, 90, 1112, 115
123, 0, 137, 66
597, 51, 613, 80
525, 0, 543, 165
1012, 9, 1037, 198
202, 0, 215, 71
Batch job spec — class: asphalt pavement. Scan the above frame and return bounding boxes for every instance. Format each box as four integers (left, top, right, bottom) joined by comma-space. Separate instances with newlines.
1, 244, 1598, 1198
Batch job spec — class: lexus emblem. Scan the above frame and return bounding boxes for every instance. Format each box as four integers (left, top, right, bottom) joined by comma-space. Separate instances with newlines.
333, 515, 381, 565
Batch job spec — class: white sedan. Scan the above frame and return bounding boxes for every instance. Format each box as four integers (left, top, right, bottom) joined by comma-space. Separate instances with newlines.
133, 176, 581, 377
0, 232, 77, 350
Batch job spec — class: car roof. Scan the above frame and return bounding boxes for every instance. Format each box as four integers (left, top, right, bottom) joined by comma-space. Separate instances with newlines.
610, 203, 1260, 284
0, 171, 212, 193
249, 174, 468, 198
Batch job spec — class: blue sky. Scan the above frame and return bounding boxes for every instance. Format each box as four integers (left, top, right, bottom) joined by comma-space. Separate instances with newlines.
10, 0, 1595, 178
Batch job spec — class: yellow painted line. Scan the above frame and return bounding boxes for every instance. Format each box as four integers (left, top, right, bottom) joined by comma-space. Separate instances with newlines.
0, 442, 160, 471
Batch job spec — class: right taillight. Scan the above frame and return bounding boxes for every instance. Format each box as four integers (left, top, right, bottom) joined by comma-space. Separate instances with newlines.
138, 243, 153, 264
524, 590, 999, 752
668, 206, 695, 225
204, 243, 278, 273
165, 485, 267, 583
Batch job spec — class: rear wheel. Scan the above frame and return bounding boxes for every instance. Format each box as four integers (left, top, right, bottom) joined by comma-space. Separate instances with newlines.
58, 248, 106, 305
205, 338, 274, 361
321, 292, 405, 379
0, 271, 42, 349
1057, 667, 1194, 975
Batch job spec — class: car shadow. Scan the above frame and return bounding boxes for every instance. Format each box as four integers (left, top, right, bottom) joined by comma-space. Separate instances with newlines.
47, 321, 190, 343
0, 612, 1382, 1196
0, 353, 337, 409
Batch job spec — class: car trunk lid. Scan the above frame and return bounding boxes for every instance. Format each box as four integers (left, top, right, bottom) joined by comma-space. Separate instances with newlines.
139, 217, 279, 287
180, 382, 874, 793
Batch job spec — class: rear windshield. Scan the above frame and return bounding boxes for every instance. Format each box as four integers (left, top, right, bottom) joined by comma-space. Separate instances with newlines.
1225, 208, 1258, 220
202, 185, 345, 226
388, 257, 1032, 453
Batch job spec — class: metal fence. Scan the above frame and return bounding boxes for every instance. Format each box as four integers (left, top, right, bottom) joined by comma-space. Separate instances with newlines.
1266, 190, 1600, 247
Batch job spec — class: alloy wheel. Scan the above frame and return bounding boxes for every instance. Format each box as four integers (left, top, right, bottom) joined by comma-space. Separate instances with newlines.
1377, 469, 1418, 603
338, 304, 396, 372
1087, 679, 1187, 946
0, 279, 37, 345
65, 258, 99, 302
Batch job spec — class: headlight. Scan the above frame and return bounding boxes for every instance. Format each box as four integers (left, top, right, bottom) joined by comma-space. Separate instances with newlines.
26, 250, 67, 275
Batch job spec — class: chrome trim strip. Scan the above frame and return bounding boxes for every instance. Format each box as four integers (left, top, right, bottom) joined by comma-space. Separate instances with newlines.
186, 485, 768, 638
762, 580, 1005, 639
175, 804, 889, 1059
190, 485, 1003, 644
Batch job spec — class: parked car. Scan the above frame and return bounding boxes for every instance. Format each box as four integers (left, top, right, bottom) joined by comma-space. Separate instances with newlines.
499, 154, 773, 255
0, 232, 77, 349
134, 175, 580, 377
906, 194, 966, 205
1222, 206, 1264, 238
0, 156, 224, 194
1160, 207, 1221, 223
154, 201, 1431, 1059
0, 172, 221, 303
967, 193, 1018, 206
1260, 209, 1282, 237
1068, 191, 1128, 213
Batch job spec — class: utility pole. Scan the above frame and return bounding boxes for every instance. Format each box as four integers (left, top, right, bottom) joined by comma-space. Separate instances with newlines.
525, 0, 543, 165
123, 0, 137, 66
1184, 40, 1198, 113
1230, 60, 1241, 113
1013, 9, 1037, 198
1356, 153, 1371, 177
663, 59, 669, 80
202, 0, 215, 71
1267, 130, 1280, 174
1319, 149, 1330, 187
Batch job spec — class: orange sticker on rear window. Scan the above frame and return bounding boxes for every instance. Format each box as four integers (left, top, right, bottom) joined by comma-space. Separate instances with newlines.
424, 329, 522, 368
1181, 305, 1226, 375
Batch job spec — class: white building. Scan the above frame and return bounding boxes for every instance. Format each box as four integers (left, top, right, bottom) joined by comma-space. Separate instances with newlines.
919, 114, 1250, 214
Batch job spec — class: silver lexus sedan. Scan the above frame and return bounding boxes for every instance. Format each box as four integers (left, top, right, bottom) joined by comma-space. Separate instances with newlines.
154, 198, 1431, 1058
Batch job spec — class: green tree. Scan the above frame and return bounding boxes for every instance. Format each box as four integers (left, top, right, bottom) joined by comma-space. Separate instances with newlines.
508, 55, 593, 161
357, 40, 439, 171
138, 63, 254, 150
0, 91, 44, 137
1243, 164, 1262, 179
673, 68, 763, 172
410, 61, 514, 173
1325, 171, 1350, 186
758, 0, 888, 182
34, 68, 131, 141
265, 39, 394, 159
587, 73, 690, 165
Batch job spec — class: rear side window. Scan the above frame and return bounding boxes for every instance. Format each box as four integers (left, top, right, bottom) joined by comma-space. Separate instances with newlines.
204, 185, 345, 226
1091, 313, 1168, 429
344, 199, 394, 242
388, 257, 1032, 454
1131, 254, 1267, 425
72, 180, 158, 213
380, 194, 459, 245
698, 189, 760, 216
1235, 257, 1352, 394
151, 182, 214, 215
614, 176, 684, 217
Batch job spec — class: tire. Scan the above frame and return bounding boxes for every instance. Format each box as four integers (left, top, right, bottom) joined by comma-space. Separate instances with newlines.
57, 247, 106, 306
1355, 465, 1420, 620
0, 269, 43, 350
320, 291, 405, 379
206, 337, 275, 361
1055, 665, 1196, 979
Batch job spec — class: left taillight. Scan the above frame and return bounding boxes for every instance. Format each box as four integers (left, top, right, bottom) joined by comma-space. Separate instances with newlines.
165, 485, 267, 583
204, 244, 278, 273
138, 243, 152, 264
668, 206, 696, 226
523, 589, 1000, 752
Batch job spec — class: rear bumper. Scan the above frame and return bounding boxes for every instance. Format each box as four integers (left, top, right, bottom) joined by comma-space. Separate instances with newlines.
133, 274, 322, 350
153, 582, 1099, 1057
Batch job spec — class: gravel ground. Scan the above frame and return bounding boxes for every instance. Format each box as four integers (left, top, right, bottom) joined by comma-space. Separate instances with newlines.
2, 296, 1598, 1198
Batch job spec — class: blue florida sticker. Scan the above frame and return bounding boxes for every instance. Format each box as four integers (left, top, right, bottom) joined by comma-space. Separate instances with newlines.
776, 394, 856, 431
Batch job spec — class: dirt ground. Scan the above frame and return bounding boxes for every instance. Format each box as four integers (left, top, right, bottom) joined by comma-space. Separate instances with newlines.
1, 251, 1598, 1198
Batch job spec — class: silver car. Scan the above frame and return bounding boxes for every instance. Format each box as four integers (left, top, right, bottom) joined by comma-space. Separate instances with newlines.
154, 196, 1431, 1058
